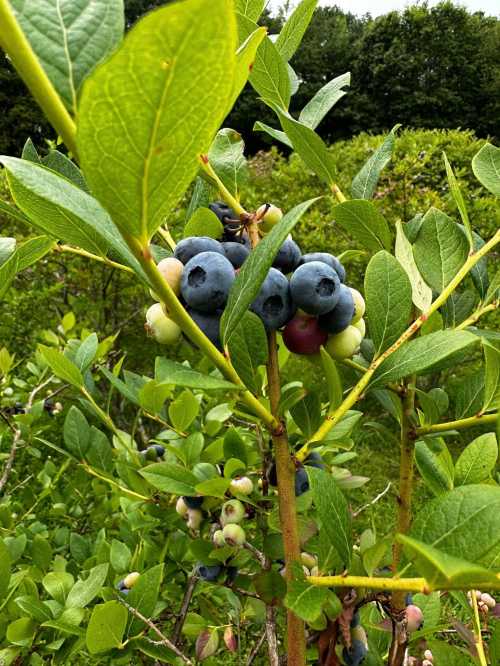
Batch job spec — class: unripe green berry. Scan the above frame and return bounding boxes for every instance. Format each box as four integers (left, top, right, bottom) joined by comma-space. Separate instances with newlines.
3, 387, 13, 397
176, 497, 188, 517
150, 257, 184, 300
212, 529, 226, 547
300, 552, 318, 569
222, 523, 246, 547
229, 476, 253, 496
326, 325, 362, 360
123, 571, 140, 589
353, 317, 366, 338
186, 508, 203, 530
220, 499, 245, 525
257, 203, 283, 233
145, 303, 181, 345
349, 288, 365, 324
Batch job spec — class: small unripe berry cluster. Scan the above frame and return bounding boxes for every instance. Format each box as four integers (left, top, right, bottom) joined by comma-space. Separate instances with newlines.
467, 590, 496, 614
139, 443, 165, 462
176, 495, 204, 530
116, 571, 140, 595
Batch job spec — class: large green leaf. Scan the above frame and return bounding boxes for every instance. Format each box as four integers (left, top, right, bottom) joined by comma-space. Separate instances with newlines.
253, 121, 292, 148
40, 346, 84, 388
371, 330, 478, 388
413, 208, 469, 292
227, 27, 267, 114
10, 0, 124, 114
0, 237, 15, 266
285, 579, 329, 623
16, 236, 55, 271
411, 484, 500, 568
155, 358, 240, 391
275, 0, 317, 62
0, 252, 18, 300
334, 200, 392, 252
227, 312, 267, 394
0, 157, 146, 278
482, 340, 500, 413
86, 601, 127, 654
472, 142, 500, 196
126, 564, 163, 635
415, 439, 454, 496
235, 0, 264, 22
365, 251, 412, 357
140, 462, 198, 495
443, 153, 473, 248
395, 220, 432, 312
78, 0, 236, 240
221, 198, 317, 344
299, 72, 350, 130
426, 640, 475, 666
351, 125, 400, 200
208, 129, 248, 198
454, 433, 498, 485
237, 13, 290, 110
307, 467, 352, 568
65, 564, 109, 609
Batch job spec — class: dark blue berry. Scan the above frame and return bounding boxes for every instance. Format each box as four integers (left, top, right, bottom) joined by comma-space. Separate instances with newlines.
225, 566, 238, 583
222, 241, 250, 268
182, 496, 204, 510
209, 201, 236, 225
294, 467, 310, 496
350, 611, 361, 628
342, 639, 368, 666
196, 563, 223, 582
305, 451, 326, 470
318, 284, 355, 334
174, 237, 224, 265
251, 268, 295, 330
290, 261, 341, 315
301, 252, 346, 283
273, 238, 302, 274
152, 444, 165, 458
187, 309, 222, 350
181, 252, 235, 313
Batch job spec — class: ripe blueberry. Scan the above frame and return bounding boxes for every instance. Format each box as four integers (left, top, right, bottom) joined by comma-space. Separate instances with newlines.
290, 261, 341, 315
318, 284, 355, 334
273, 238, 302, 274
283, 315, 328, 355
152, 444, 165, 457
305, 450, 326, 470
182, 496, 204, 510
350, 610, 361, 628
223, 523, 246, 547
295, 467, 310, 496
174, 236, 224, 265
301, 252, 346, 283
208, 201, 236, 224
257, 203, 283, 233
222, 241, 250, 268
251, 268, 295, 330
196, 563, 223, 582
325, 325, 362, 360
187, 308, 222, 350
349, 288, 365, 324
181, 251, 234, 313
342, 638, 368, 666
225, 566, 238, 583
145, 304, 181, 345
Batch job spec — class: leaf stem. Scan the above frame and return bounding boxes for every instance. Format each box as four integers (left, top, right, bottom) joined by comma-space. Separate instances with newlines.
470, 591, 488, 666
296, 228, 500, 460
331, 183, 347, 203
158, 225, 177, 251
198, 155, 248, 216
55, 244, 133, 273
456, 301, 498, 330
0, 0, 78, 156
416, 412, 497, 436
307, 574, 500, 592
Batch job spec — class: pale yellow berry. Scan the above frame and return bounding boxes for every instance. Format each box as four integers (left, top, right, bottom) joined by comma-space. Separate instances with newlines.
326, 326, 362, 360
349, 288, 365, 324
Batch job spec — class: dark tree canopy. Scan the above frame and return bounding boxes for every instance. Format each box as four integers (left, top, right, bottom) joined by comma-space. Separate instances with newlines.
0, 1, 498, 157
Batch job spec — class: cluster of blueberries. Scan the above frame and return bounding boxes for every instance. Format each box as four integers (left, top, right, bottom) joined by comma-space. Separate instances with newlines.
268, 449, 325, 497
145, 201, 366, 361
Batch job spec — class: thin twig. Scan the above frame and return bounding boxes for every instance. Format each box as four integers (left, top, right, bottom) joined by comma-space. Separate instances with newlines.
0, 428, 22, 495
266, 604, 280, 666
353, 482, 392, 517
117, 596, 194, 665
172, 575, 198, 646
27, 375, 54, 410
244, 541, 267, 567
246, 629, 267, 666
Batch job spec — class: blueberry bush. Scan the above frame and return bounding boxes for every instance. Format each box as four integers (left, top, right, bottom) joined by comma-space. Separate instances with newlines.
0, 1, 499, 665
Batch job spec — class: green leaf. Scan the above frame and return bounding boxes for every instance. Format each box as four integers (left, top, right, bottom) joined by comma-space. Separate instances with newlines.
453, 369, 485, 419
397, 535, 498, 590
168, 390, 200, 431
42, 571, 74, 604
0, 158, 146, 277
253, 121, 292, 148
14, 596, 52, 623
237, 13, 290, 110
75, 334, 98, 372
42, 150, 89, 191
155, 358, 240, 391
351, 125, 400, 200
0, 539, 11, 601
110, 540, 132, 574
472, 142, 500, 196
415, 439, 454, 496
86, 601, 127, 654
78, 0, 236, 240
482, 341, 500, 413
138, 381, 173, 416
0, 237, 16, 266
320, 347, 343, 413
227, 312, 267, 394
334, 200, 392, 252
285, 579, 329, 623
196, 628, 219, 661
299, 72, 350, 130
426, 640, 474, 666
10, 0, 124, 114
275, 0, 318, 62
221, 198, 317, 344
195, 477, 231, 498
443, 153, 473, 249
307, 467, 352, 567
275, 109, 336, 187
484, 267, 500, 306
441, 291, 476, 328
365, 251, 412, 357
66, 563, 109, 609
41, 346, 84, 388
411, 484, 500, 568
291, 392, 321, 438
371, 330, 478, 388
63, 406, 91, 459
227, 27, 266, 115
235, 0, 264, 22
490, 622, 500, 666
413, 208, 469, 293
140, 462, 198, 495
466, 229, 490, 299
0, 252, 18, 300
395, 221, 432, 312
454, 433, 498, 485
22, 138, 41, 163
223, 427, 248, 465
126, 564, 163, 635
208, 128, 248, 198
184, 207, 223, 240
16, 236, 55, 272
254, 570, 287, 604
6, 618, 36, 648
